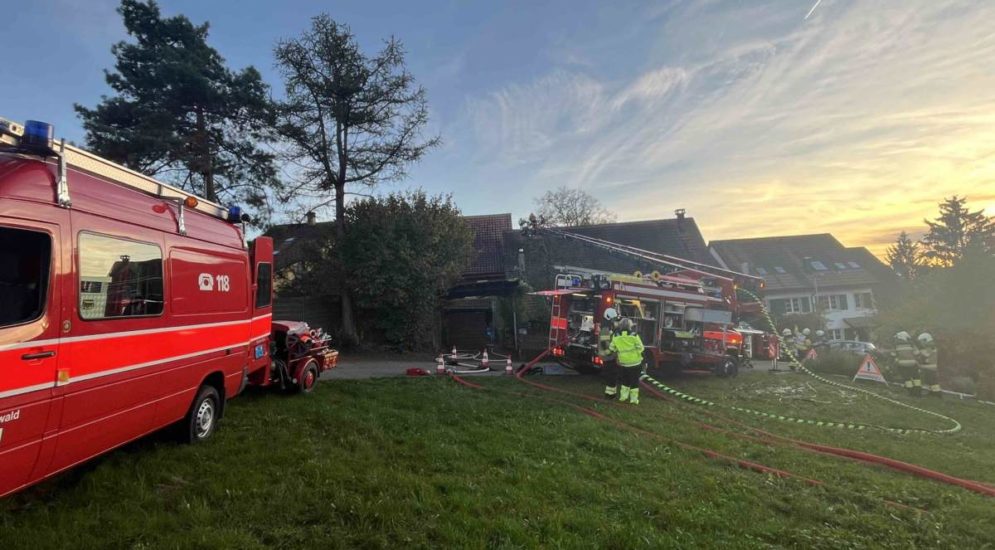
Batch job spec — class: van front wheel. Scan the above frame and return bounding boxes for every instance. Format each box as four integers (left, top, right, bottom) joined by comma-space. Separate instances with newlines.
184, 385, 220, 443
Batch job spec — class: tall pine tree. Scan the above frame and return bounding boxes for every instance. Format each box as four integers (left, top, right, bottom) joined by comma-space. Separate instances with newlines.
921, 196, 995, 266
885, 231, 923, 281
75, 0, 280, 225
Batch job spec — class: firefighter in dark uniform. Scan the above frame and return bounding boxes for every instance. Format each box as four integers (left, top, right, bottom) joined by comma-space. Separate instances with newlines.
892, 331, 919, 395
916, 333, 941, 397
609, 318, 645, 405
600, 307, 621, 399
782, 328, 797, 370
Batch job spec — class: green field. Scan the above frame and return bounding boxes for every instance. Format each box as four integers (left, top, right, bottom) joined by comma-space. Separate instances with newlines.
1, 370, 993, 549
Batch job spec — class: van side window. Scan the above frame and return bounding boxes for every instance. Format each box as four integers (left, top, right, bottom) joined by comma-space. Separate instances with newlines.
0, 227, 51, 328
78, 233, 163, 320
255, 263, 272, 308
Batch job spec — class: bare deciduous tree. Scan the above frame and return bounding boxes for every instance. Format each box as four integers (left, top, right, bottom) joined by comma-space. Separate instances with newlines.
274, 15, 439, 342
534, 186, 617, 227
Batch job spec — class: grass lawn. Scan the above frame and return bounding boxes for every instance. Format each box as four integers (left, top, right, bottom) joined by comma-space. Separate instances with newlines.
1, 370, 993, 549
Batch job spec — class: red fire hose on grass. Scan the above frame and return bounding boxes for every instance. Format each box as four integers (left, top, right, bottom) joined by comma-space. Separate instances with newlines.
638, 380, 995, 498
510, 352, 993, 499
450, 370, 925, 512
451, 371, 822, 486
445, 354, 932, 511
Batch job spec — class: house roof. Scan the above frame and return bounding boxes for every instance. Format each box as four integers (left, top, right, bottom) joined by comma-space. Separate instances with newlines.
562, 217, 715, 265
463, 213, 513, 279
265, 221, 335, 271
709, 234, 892, 293
265, 213, 513, 281
503, 216, 716, 287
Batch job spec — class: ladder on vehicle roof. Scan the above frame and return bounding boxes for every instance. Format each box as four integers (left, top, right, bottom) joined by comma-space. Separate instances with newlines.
0, 116, 230, 225
543, 227, 761, 283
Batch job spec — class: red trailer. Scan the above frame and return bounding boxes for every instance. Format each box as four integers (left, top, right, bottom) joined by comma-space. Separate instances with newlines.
0, 118, 336, 498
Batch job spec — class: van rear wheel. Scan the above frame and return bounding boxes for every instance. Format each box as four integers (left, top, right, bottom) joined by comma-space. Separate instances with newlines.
184, 385, 220, 443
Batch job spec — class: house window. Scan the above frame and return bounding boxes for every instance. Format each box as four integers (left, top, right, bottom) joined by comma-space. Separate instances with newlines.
773, 266, 786, 274
810, 261, 828, 271
854, 292, 874, 310
770, 297, 811, 314
847, 261, 860, 268
829, 329, 844, 341
834, 262, 847, 269
755, 267, 767, 275
817, 294, 849, 311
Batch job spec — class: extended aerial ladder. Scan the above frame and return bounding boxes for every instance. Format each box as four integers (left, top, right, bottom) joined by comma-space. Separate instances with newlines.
542, 226, 762, 286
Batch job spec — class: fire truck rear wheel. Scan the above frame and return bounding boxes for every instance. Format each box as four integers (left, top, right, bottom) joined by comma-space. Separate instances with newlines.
184, 385, 220, 443
296, 359, 320, 394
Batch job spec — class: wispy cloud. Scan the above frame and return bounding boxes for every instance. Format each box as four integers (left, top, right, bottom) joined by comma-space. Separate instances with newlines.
452, 0, 995, 257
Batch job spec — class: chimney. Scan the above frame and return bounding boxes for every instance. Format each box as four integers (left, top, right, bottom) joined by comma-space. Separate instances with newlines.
306, 211, 317, 226
674, 208, 686, 221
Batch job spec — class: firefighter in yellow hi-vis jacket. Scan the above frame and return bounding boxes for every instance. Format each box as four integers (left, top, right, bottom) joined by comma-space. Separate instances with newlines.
609, 318, 645, 405
916, 333, 941, 397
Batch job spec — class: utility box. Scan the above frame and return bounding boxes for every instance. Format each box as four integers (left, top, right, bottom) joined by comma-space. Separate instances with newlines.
685, 307, 732, 325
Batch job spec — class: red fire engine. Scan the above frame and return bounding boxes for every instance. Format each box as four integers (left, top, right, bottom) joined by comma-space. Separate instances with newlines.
532, 229, 766, 376
0, 118, 337, 498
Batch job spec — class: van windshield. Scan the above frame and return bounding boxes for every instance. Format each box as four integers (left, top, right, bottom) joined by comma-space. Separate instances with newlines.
0, 227, 51, 328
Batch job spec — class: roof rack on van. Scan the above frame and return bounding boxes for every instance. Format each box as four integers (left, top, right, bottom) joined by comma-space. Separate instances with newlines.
1, 117, 232, 233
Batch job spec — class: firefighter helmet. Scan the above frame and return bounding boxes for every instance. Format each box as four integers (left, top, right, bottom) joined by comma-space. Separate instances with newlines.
603, 308, 619, 322
895, 331, 911, 342
782, 328, 792, 336
619, 318, 635, 333
917, 332, 934, 346
802, 328, 811, 336
815, 330, 825, 338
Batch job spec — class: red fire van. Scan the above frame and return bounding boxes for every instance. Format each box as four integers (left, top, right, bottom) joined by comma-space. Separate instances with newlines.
0, 118, 333, 497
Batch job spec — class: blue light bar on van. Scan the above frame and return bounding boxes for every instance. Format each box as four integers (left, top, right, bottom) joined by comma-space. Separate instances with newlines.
228, 205, 244, 223
22, 120, 54, 153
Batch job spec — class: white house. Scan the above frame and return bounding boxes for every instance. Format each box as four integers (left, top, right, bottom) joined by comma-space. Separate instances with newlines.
709, 234, 896, 341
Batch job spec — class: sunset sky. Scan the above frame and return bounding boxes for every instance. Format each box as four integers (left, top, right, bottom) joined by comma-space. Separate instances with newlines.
5, 0, 994, 256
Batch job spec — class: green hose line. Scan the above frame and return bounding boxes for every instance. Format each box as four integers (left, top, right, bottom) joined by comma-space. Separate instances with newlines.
721, 287, 962, 435
643, 373, 930, 435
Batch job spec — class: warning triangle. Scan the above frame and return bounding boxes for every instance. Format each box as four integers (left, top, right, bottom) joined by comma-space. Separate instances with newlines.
852, 354, 887, 384
803, 348, 818, 361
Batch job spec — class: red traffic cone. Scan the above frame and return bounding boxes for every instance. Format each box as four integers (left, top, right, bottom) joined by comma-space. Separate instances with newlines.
482, 350, 490, 368
505, 357, 513, 375
436, 355, 445, 374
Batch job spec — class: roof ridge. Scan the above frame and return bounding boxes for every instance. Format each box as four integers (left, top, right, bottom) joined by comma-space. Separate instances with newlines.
571, 217, 692, 230
463, 213, 512, 219
710, 233, 834, 245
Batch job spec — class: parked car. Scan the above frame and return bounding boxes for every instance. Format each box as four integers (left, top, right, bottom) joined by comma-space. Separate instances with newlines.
828, 340, 877, 356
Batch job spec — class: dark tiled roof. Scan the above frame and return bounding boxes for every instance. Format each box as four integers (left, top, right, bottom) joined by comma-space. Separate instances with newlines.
265, 214, 513, 280
463, 213, 513, 279
709, 234, 893, 293
504, 216, 715, 289
265, 221, 335, 271
566, 218, 715, 265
